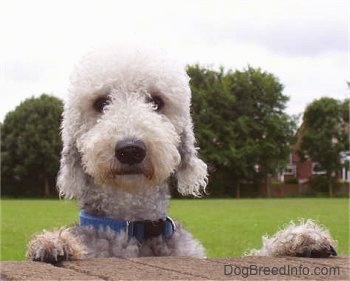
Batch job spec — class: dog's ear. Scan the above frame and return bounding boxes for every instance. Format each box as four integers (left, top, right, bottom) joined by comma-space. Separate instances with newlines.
57, 135, 90, 199
176, 120, 208, 197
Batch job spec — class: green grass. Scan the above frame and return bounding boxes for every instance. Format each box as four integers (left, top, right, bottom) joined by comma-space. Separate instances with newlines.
168, 198, 350, 257
1, 198, 349, 260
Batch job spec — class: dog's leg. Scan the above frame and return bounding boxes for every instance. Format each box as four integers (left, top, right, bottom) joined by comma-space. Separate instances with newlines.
247, 220, 337, 258
165, 224, 206, 258
26, 227, 86, 263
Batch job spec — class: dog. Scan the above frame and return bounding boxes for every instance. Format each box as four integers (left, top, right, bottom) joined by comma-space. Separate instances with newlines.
27, 43, 337, 262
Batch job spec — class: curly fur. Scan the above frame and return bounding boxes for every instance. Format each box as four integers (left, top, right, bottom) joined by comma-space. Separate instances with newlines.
26, 42, 336, 262
27, 43, 207, 262
247, 219, 337, 258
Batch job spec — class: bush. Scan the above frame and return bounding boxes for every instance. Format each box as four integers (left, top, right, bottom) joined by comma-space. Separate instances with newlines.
285, 177, 298, 184
311, 175, 331, 193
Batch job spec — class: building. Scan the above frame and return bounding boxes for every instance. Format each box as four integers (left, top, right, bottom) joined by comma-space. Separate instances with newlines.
283, 145, 350, 184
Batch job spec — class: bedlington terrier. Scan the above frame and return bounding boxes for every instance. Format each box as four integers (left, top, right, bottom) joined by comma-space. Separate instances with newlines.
27, 43, 337, 263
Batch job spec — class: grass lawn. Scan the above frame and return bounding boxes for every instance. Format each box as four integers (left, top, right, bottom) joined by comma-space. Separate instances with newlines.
1, 198, 349, 260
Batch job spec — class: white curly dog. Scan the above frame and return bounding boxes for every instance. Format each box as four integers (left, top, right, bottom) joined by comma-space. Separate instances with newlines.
27, 43, 337, 262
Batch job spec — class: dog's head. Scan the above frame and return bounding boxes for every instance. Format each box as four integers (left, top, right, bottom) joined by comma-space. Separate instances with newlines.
57, 43, 207, 198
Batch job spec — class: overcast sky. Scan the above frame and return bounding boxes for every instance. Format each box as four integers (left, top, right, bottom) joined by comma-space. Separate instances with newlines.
1, 0, 349, 122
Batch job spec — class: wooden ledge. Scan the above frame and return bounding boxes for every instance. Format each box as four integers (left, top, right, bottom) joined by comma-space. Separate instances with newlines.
1, 256, 349, 280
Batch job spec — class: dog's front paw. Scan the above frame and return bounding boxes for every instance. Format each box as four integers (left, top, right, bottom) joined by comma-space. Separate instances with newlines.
297, 244, 337, 258
283, 220, 337, 258
26, 228, 85, 263
248, 219, 337, 258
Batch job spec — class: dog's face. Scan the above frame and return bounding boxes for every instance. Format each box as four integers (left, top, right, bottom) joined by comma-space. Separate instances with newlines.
58, 44, 207, 198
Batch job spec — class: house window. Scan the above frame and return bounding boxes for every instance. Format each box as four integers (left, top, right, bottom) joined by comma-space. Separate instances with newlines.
312, 163, 326, 175
340, 151, 350, 182
284, 164, 296, 176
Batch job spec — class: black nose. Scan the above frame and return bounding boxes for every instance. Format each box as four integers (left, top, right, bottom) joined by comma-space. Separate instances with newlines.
115, 139, 146, 165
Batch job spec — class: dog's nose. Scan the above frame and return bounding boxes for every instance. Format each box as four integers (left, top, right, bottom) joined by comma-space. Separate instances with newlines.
115, 139, 146, 165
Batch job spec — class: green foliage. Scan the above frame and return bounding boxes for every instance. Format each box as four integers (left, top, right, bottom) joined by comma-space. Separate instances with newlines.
299, 97, 349, 196
284, 177, 298, 184
188, 65, 296, 196
310, 175, 331, 194
1, 94, 63, 197
1, 199, 348, 260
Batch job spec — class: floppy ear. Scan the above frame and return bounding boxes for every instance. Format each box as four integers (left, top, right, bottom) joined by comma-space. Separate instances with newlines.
57, 135, 91, 199
176, 120, 208, 197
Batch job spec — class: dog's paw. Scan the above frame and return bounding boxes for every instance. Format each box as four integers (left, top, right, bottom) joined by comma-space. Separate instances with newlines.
297, 245, 337, 258
26, 228, 85, 263
248, 219, 337, 258
27, 239, 69, 263
283, 220, 337, 258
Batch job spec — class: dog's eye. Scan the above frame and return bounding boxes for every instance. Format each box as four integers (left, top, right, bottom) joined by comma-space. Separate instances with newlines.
93, 96, 110, 113
149, 95, 164, 111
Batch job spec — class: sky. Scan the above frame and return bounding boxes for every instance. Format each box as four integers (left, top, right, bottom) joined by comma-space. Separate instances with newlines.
1, 0, 349, 122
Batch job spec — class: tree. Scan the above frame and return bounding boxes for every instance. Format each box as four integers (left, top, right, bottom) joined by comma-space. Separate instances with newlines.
188, 65, 296, 197
1, 94, 63, 197
299, 97, 349, 197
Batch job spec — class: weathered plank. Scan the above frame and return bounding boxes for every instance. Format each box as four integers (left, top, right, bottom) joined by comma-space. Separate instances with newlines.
0, 260, 102, 280
1, 256, 349, 281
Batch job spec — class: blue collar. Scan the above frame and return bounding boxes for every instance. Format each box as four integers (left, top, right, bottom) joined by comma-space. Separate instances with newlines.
79, 211, 176, 241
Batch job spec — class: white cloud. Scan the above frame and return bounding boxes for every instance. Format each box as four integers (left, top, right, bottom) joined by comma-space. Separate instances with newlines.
1, 0, 349, 121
